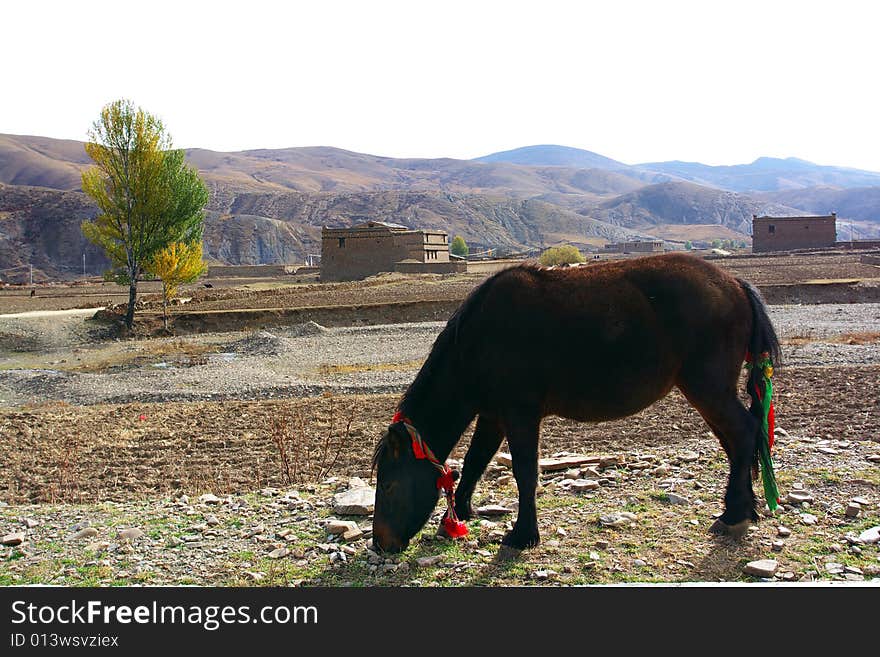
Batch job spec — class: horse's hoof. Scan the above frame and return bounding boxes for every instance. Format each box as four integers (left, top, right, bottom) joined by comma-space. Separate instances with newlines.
709, 518, 751, 538
454, 503, 474, 521
501, 528, 540, 550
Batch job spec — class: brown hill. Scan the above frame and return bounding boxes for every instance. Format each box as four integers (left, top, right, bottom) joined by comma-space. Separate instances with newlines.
588, 181, 808, 234
0, 184, 650, 279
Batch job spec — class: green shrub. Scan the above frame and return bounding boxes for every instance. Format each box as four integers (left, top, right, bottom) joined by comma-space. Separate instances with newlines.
450, 236, 469, 257
538, 245, 585, 266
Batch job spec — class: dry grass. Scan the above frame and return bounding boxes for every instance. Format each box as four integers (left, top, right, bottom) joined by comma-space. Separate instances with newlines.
317, 360, 423, 376
70, 340, 219, 373
782, 331, 880, 346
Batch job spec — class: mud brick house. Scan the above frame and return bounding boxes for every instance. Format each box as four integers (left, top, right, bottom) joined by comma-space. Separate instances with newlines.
320, 221, 465, 281
752, 213, 837, 252
601, 240, 664, 254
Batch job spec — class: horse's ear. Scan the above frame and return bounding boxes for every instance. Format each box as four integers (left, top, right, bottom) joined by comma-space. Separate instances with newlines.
385, 422, 407, 459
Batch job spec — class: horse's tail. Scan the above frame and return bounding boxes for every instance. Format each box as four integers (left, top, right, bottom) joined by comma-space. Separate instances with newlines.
738, 278, 782, 506
738, 278, 781, 378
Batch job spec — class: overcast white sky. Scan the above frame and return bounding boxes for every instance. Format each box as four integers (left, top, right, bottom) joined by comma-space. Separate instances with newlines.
4, 0, 880, 169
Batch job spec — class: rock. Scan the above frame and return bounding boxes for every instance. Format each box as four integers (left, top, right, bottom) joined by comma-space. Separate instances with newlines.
633, 559, 647, 567
21, 518, 39, 529
595, 540, 610, 549
556, 527, 567, 537
664, 492, 691, 505
245, 571, 265, 582
599, 513, 634, 528
342, 527, 364, 542
570, 479, 600, 492
416, 555, 443, 568
85, 541, 110, 553
600, 455, 622, 468
71, 527, 99, 540
199, 493, 221, 505
679, 451, 700, 462
478, 519, 497, 529
205, 514, 220, 526
495, 453, 513, 467
333, 486, 375, 515
866, 454, 880, 464
800, 513, 818, 525
771, 540, 785, 552
857, 526, 880, 544
475, 504, 513, 517
851, 496, 869, 506
563, 469, 581, 480
786, 491, 814, 504
532, 570, 553, 580
744, 559, 778, 578
825, 562, 844, 575
539, 455, 601, 472
777, 526, 791, 538
326, 519, 359, 535
652, 465, 671, 477
268, 547, 289, 559
117, 528, 144, 541
2, 532, 25, 546
845, 502, 861, 518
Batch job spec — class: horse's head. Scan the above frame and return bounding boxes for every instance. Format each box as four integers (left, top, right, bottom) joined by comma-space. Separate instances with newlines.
371, 421, 441, 553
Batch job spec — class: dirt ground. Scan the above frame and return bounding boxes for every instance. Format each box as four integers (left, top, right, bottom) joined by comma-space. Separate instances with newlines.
0, 252, 878, 586
0, 365, 877, 586
4, 250, 879, 317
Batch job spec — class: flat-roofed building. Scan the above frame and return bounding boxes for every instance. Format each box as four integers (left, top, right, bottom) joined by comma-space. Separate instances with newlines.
752, 213, 837, 252
321, 221, 463, 281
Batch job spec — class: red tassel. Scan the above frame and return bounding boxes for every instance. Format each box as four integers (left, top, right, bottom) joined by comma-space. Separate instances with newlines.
411, 438, 426, 460
436, 469, 456, 491
442, 516, 469, 538
392, 410, 405, 423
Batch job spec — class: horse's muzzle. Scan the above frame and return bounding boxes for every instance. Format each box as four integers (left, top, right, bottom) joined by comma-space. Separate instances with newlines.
372, 519, 409, 553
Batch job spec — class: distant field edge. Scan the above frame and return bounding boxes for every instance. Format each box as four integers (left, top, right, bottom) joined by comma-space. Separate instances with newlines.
108, 280, 880, 336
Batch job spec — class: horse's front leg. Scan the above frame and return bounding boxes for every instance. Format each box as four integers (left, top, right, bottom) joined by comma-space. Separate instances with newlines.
501, 411, 541, 549
451, 414, 505, 520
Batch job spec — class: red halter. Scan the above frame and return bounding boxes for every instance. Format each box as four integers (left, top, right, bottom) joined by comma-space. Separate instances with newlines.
391, 411, 468, 538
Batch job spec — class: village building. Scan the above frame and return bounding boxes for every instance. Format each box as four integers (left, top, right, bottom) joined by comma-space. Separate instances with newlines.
320, 221, 465, 281
601, 240, 664, 254
751, 213, 837, 253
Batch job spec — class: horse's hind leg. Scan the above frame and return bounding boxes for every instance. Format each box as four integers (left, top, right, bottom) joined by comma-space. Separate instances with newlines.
678, 376, 759, 537
453, 414, 504, 520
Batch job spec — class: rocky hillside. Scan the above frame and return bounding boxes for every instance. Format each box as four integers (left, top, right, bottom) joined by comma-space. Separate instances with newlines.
6, 134, 880, 279
0, 184, 651, 280
588, 181, 807, 234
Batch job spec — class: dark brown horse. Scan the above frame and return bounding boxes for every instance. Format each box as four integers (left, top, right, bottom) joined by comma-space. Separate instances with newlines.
372, 253, 780, 552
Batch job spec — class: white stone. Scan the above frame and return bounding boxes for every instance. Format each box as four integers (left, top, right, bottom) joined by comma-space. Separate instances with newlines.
416, 555, 443, 568
199, 493, 221, 505
2, 532, 25, 546
744, 559, 778, 577
117, 528, 144, 541
570, 479, 600, 492
333, 486, 375, 515
475, 504, 513, 517
857, 526, 880, 544
71, 527, 99, 540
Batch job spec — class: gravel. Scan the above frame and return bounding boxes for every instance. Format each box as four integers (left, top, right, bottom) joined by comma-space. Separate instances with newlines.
1, 304, 880, 407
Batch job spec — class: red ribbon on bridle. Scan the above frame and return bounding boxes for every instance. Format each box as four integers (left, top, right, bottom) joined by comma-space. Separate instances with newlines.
392, 410, 469, 539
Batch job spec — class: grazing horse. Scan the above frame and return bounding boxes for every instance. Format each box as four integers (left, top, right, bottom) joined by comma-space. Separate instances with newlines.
372, 253, 780, 552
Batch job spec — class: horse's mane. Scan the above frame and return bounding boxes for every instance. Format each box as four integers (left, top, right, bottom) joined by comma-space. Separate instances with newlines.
373, 264, 539, 469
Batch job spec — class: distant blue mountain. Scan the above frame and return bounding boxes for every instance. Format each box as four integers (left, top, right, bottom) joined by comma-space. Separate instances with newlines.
476, 146, 880, 193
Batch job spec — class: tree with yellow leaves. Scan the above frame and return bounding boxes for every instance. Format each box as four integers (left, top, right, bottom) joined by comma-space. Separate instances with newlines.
146, 241, 207, 329
81, 99, 208, 329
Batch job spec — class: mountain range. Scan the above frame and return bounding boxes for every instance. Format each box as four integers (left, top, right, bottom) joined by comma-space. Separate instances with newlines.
2, 134, 879, 280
